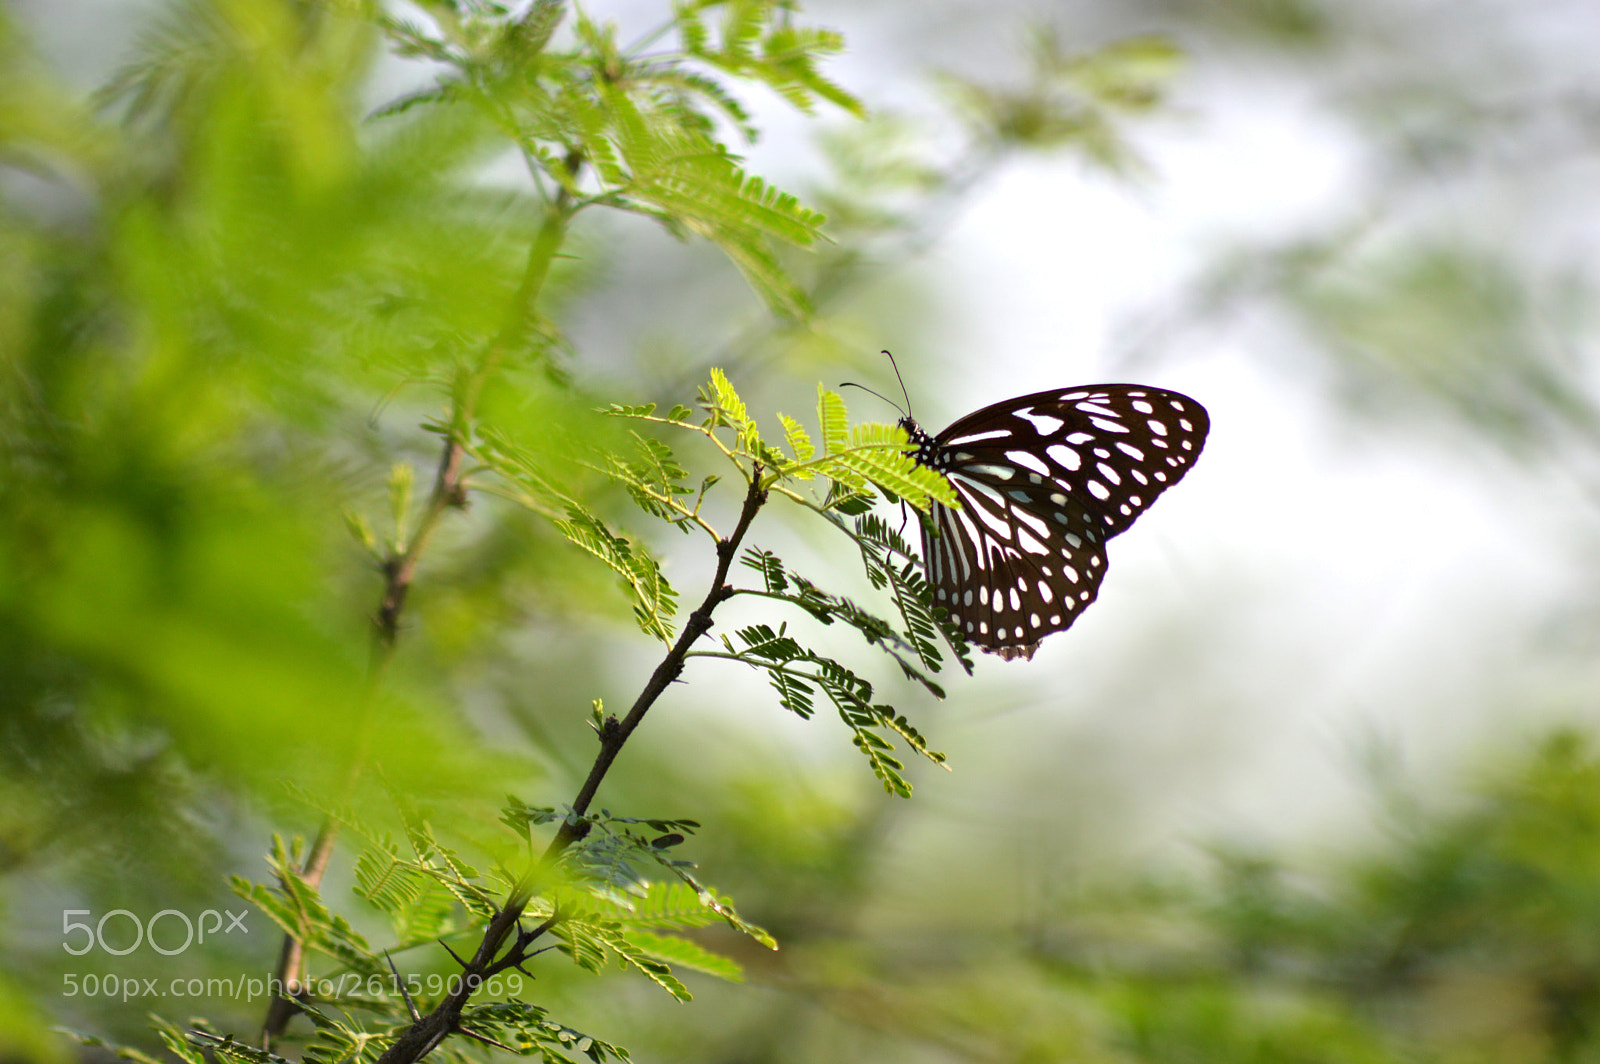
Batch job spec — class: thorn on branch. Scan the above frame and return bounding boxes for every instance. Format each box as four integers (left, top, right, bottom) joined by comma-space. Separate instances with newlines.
509, 945, 559, 978
438, 939, 470, 972
484, 905, 565, 977
385, 951, 421, 1022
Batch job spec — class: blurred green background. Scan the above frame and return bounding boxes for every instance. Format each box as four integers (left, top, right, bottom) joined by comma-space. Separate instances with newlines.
8, 0, 1600, 1061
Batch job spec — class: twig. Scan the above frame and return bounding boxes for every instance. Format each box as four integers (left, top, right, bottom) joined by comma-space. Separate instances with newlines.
260, 195, 575, 1049
372, 471, 769, 1064
454, 1026, 517, 1054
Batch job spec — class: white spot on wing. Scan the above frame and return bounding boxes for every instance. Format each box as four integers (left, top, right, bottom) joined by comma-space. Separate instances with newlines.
1016, 410, 1065, 434
1046, 445, 1082, 471
1007, 450, 1050, 475
1012, 507, 1048, 538
946, 429, 1010, 445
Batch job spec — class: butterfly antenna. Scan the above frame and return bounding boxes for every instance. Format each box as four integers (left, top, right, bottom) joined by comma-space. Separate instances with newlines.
838, 381, 906, 418
881, 349, 914, 417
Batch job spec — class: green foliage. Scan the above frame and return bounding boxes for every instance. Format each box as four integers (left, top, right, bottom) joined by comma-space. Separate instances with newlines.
58, 1027, 174, 1064
853, 513, 974, 674
675, 0, 864, 120
15, 1, 1590, 1063
293, 1012, 385, 1064
1289, 242, 1600, 450
720, 618, 944, 797
940, 30, 1182, 174
606, 370, 955, 512
372, 0, 851, 316
559, 810, 776, 953
539, 866, 771, 1001
355, 840, 462, 947
232, 836, 384, 980
0, 2, 1207, 1063
475, 424, 685, 641
553, 505, 681, 641
601, 369, 968, 795
737, 547, 956, 693
778, 412, 816, 472
455, 1001, 629, 1064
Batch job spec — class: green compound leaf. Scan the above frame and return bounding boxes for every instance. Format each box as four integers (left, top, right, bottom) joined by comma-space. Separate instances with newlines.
553, 506, 679, 642
778, 413, 816, 476
460, 1000, 632, 1064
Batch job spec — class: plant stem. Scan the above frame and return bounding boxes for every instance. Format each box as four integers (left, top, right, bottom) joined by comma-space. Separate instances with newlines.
373, 471, 768, 1064
260, 199, 573, 1048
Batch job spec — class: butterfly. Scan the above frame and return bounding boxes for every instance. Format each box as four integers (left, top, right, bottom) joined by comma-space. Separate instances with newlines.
900, 384, 1208, 661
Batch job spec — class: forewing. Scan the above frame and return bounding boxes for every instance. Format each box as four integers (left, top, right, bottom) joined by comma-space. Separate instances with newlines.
936, 384, 1208, 539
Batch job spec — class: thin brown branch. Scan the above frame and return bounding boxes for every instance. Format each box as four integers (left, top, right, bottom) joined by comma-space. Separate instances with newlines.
373, 471, 769, 1064
454, 1026, 517, 1054
260, 196, 575, 1049
539, 469, 769, 865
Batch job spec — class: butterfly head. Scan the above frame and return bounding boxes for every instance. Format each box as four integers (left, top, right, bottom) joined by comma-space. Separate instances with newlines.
898, 415, 941, 470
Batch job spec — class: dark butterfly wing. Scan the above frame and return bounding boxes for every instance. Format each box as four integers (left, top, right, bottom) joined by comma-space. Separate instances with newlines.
922, 461, 1111, 660
912, 384, 1208, 660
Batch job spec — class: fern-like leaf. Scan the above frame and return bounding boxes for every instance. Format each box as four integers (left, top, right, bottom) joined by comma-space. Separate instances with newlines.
706, 367, 756, 447
553, 506, 679, 642
778, 412, 816, 476
828, 422, 956, 509
461, 1001, 631, 1064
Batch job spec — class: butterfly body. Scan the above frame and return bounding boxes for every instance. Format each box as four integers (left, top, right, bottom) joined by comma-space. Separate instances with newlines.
901, 384, 1208, 661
